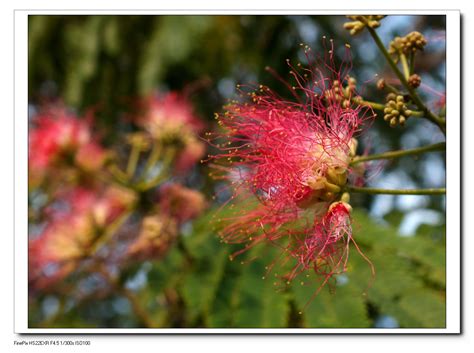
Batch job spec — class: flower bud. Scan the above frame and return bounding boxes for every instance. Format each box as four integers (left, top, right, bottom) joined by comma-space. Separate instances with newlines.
341, 192, 350, 204
408, 74, 421, 88
376, 79, 385, 90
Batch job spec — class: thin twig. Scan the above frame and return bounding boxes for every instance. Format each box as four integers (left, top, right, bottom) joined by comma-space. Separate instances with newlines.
346, 186, 446, 195
350, 142, 445, 165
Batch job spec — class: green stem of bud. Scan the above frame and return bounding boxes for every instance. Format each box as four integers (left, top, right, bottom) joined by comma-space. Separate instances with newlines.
400, 53, 410, 80
126, 142, 142, 180
409, 51, 415, 75
350, 142, 445, 165
142, 140, 163, 182
346, 186, 446, 195
108, 164, 129, 184
385, 82, 402, 95
135, 147, 176, 191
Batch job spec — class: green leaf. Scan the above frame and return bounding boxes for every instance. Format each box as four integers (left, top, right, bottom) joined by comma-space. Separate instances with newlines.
396, 290, 446, 328
350, 210, 445, 328
206, 259, 242, 327
292, 279, 371, 328
147, 246, 185, 292
231, 250, 290, 328
179, 246, 228, 325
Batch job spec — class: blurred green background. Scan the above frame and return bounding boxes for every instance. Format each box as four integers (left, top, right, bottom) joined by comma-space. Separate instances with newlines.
28, 15, 446, 328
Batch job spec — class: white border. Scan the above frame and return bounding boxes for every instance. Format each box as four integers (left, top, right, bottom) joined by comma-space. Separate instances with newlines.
14, 10, 461, 334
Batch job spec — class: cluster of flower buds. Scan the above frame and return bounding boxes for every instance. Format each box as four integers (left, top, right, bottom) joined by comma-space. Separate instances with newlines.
324, 77, 359, 109
383, 93, 412, 127
389, 31, 427, 61
343, 15, 386, 35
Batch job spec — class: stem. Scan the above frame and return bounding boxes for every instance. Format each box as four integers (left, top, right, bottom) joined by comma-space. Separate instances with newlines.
126, 143, 141, 179
346, 186, 445, 195
108, 164, 129, 184
400, 53, 410, 80
409, 51, 415, 75
351, 142, 445, 165
135, 147, 176, 191
385, 81, 401, 95
358, 99, 385, 111
365, 25, 446, 134
142, 140, 162, 181
88, 208, 135, 256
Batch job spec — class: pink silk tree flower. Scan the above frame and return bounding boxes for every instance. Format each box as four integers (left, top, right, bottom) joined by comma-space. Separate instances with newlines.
135, 92, 204, 137
29, 105, 106, 186
126, 214, 178, 261
29, 186, 135, 290
134, 91, 206, 174
209, 43, 375, 288
158, 183, 207, 224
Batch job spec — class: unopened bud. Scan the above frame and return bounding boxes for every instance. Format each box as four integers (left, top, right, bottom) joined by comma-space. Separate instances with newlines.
408, 74, 421, 88
376, 79, 385, 90
341, 192, 351, 203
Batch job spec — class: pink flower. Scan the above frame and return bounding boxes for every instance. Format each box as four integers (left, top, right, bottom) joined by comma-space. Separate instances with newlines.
75, 142, 107, 172
174, 140, 206, 173
29, 186, 135, 289
29, 105, 106, 185
290, 202, 353, 281
134, 92, 206, 173
209, 44, 374, 285
158, 183, 207, 223
136, 91, 204, 137
126, 214, 178, 261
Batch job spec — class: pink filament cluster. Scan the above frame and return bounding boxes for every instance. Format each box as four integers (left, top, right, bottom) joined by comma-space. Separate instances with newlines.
209, 43, 374, 287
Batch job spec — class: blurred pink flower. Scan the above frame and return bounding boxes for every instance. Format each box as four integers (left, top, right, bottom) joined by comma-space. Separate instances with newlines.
134, 91, 206, 173
29, 186, 135, 289
29, 105, 106, 185
126, 214, 178, 261
174, 141, 206, 173
158, 183, 207, 223
136, 92, 204, 137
